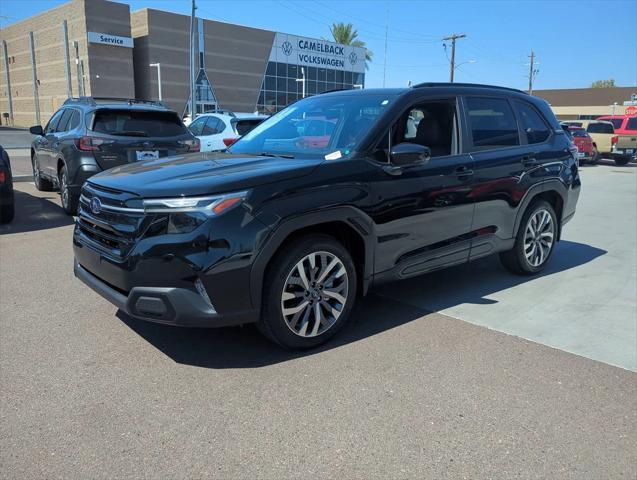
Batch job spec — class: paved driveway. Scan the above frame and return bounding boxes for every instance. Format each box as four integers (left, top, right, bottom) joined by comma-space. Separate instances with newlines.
1, 168, 635, 479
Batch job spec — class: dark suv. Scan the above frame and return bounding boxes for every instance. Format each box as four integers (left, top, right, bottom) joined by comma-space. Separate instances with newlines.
73, 83, 581, 349
30, 97, 199, 214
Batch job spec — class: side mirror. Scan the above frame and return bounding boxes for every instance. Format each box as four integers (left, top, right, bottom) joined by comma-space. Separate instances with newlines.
390, 142, 431, 167
29, 125, 44, 136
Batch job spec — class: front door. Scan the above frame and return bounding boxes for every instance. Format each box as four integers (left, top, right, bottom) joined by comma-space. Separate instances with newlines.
367, 98, 476, 277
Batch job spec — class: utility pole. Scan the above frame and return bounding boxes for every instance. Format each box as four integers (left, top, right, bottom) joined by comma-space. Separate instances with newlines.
527, 50, 539, 94
443, 34, 465, 83
189, 0, 197, 120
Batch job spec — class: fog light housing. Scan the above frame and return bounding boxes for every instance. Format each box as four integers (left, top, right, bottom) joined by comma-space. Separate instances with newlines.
194, 278, 216, 313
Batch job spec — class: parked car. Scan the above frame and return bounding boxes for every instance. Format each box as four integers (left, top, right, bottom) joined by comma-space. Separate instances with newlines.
0, 145, 15, 224
597, 115, 637, 163
563, 125, 596, 163
73, 83, 580, 349
188, 113, 268, 151
29, 97, 199, 215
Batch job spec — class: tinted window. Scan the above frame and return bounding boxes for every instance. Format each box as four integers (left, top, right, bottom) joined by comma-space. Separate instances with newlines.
606, 118, 624, 129
68, 110, 80, 130
466, 97, 519, 149
586, 122, 614, 134
188, 117, 206, 136
45, 109, 65, 134
57, 109, 74, 132
204, 117, 224, 135
515, 101, 550, 144
92, 110, 188, 137
571, 129, 589, 138
234, 119, 264, 136
626, 117, 637, 131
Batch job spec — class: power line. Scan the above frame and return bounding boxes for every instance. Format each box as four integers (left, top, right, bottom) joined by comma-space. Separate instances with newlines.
442, 33, 466, 82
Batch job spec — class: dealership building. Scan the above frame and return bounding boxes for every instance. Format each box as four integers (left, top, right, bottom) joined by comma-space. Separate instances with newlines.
0, 0, 367, 127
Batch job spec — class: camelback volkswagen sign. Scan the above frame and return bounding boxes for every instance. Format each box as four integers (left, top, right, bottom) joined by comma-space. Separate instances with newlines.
269, 33, 366, 74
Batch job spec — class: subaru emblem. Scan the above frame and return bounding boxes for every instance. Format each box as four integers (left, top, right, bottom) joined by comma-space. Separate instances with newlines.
90, 197, 102, 215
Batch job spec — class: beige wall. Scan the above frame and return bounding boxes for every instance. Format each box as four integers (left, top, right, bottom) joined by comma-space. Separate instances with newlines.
0, 0, 134, 127
551, 104, 632, 120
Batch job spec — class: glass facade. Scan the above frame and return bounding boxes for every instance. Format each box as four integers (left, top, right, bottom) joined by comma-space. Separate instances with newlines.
256, 61, 365, 114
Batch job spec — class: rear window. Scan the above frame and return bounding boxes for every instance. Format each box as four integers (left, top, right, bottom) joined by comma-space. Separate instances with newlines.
234, 119, 265, 136
571, 129, 589, 138
586, 122, 614, 134
91, 110, 188, 137
626, 117, 637, 131
607, 119, 624, 129
466, 97, 520, 150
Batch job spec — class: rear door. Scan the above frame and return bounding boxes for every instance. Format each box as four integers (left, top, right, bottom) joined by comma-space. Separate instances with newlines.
202, 116, 228, 151
462, 96, 534, 259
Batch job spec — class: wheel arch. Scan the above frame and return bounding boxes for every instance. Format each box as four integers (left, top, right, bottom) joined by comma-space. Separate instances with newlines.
512, 180, 567, 241
249, 207, 375, 309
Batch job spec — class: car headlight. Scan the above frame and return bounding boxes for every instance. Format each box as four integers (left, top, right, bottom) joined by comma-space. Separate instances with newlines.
143, 191, 248, 216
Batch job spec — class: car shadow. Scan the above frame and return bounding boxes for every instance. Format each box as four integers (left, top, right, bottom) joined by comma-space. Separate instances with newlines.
116, 239, 607, 369
0, 188, 73, 235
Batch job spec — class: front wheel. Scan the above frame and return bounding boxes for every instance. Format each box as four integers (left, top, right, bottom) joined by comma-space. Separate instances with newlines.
258, 234, 357, 349
32, 156, 54, 191
59, 165, 78, 215
500, 200, 557, 275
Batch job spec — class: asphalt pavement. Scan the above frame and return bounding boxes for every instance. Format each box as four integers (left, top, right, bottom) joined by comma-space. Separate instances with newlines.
1, 171, 636, 478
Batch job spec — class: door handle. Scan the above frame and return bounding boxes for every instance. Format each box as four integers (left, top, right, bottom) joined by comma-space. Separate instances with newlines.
453, 165, 474, 177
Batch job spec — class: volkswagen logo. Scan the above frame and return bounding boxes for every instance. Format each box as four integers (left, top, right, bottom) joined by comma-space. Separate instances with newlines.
349, 52, 358, 66
90, 197, 102, 215
281, 41, 293, 56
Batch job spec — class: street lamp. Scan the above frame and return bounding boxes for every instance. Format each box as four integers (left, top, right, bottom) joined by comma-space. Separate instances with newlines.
295, 67, 306, 98
149, 63, 162, 101
455, 59, 477, 70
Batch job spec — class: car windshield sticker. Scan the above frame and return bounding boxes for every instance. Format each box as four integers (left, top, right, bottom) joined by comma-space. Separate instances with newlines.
325, 150, 342, 160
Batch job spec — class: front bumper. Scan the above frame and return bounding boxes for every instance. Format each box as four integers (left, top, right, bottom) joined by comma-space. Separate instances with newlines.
74, 261, 258, 327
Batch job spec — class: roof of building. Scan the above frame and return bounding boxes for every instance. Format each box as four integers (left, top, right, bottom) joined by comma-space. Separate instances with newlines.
533, 87, 636, 107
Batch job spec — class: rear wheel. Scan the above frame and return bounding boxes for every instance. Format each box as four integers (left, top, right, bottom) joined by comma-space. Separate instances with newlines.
614, 155, 630, 166
591, 146, 600, 164
59, 165, 78, 215
32, 156, 54, 191
500, 200, 557, 275
258, 234, 357, 349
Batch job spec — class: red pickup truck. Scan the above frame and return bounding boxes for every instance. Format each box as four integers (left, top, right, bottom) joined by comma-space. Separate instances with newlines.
568, 126, 596, 163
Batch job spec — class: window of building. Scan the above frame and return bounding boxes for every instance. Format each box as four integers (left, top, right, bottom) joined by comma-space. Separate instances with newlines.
466, 97, 520, 150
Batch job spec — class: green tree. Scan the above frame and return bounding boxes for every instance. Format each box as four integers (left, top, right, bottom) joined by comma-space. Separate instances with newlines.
327, 22, 373, 70
591, 79, 616, 88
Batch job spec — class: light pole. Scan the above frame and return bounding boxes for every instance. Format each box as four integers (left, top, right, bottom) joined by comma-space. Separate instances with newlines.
612, 102, 618, 116
150, 63, 162, 101
295, 67, 306, 98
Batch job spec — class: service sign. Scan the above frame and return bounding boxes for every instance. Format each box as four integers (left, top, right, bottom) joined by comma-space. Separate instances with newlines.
269, 33, 366, 74
88, 32, 133, 48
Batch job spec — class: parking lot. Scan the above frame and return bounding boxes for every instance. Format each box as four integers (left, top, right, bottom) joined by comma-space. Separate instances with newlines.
1, 154, 635, 478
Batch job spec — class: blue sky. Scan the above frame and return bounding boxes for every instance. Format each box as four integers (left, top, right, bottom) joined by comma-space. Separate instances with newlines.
2, 0, 636, 90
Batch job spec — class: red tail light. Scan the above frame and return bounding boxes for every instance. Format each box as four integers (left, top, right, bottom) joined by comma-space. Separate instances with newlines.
179, 138, 200, 152
0, 170, 5, 183
611, 135, 618, 145
76, 136, 109, 151
223, 137, 237, 147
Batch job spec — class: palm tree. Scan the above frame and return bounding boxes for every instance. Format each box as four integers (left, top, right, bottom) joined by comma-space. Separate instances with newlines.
328, 22, 373, 70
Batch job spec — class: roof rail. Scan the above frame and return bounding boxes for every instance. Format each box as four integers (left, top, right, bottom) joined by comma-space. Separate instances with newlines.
63, 96, 166, 107
411, 82, 527, 95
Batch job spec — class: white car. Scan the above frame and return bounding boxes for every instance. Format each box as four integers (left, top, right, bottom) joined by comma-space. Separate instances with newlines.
188, 113, 268, 152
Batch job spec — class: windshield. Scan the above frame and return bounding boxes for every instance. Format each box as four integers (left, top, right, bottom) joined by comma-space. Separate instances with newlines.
229, 94, 396, 158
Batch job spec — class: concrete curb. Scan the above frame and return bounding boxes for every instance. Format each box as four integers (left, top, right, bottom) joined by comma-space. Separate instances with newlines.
13, 175, 33, 183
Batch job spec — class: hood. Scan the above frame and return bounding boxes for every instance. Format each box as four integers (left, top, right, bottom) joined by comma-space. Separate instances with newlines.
88, 151, 324, 197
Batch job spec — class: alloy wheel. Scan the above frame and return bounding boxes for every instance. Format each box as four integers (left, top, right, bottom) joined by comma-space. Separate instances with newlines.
281, 251, 349, 338
523, 208, 554, 267
60, 170, 69, 209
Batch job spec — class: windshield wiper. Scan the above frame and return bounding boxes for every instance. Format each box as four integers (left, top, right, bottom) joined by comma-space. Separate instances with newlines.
258, 152, 295, 159
110, 131, 149, 137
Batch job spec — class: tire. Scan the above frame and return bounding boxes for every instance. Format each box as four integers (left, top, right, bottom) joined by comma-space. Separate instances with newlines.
500, 200, 557, 275
614, 156, 630, 166
0, 201, 14, 224
32, 156, 54, 191
59, 165, 78, 215
258, 234, 357, 350
591, 147, 602, 165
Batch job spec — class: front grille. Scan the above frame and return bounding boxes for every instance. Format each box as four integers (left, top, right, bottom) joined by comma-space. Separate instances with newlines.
77, 183, 146, 259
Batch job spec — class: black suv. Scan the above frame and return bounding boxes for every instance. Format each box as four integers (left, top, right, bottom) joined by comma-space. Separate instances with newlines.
73, 83, 581, 349
29, 97, 199, 214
